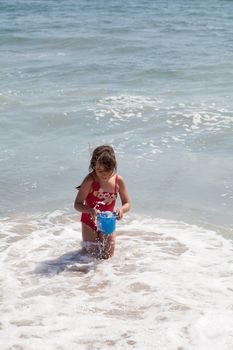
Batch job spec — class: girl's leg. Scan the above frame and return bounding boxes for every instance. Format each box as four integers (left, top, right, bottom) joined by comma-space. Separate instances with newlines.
81, 223, 99, 256
99, 232, 116, 259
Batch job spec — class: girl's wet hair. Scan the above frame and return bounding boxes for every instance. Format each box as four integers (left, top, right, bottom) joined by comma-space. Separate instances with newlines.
89, 145, 117, 172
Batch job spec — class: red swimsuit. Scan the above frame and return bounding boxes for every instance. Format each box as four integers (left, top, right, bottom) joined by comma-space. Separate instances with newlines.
81, 174, 118, 232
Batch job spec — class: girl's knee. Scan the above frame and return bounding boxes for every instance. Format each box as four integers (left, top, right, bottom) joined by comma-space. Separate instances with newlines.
99, 237, 116, 259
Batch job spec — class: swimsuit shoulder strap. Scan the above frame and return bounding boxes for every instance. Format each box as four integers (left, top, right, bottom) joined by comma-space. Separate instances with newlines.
114, 174, 118, 194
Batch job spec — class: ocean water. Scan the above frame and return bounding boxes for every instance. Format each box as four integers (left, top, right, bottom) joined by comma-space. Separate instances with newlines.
1, 0, 233, 349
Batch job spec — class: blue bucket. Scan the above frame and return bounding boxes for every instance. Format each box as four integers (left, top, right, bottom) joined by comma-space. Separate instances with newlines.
97, 211, 116, 235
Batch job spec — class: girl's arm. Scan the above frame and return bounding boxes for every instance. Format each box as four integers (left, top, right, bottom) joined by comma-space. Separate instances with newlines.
117, 175, 131, 220
74, 175, 95, 217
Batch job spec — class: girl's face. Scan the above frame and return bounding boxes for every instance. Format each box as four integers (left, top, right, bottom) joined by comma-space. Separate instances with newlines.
95, 162, 113, 181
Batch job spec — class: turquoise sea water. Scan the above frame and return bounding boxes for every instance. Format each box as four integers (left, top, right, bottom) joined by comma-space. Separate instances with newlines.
1, 0, 233, 229
1, 2, 233, 349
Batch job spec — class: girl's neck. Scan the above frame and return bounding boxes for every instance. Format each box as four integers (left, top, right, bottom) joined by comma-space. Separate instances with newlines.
93, 171, 115, 188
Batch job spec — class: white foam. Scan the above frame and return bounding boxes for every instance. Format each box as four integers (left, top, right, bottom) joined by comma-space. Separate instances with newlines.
90, 96, 233, 132
167, 107, 233, 134
89, 95, 162, 122
1, 211, 233, 349
89, 96, 233, 156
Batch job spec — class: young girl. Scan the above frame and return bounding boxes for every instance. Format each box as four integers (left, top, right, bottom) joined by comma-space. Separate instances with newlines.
74, 145, 131, 259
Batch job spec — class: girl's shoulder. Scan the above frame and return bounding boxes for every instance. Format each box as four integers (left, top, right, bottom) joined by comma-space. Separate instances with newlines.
76, 173, 94, 190
116, 174, 124, 181
83, 172, 95, 184
86, 172, 94, 180
116, 174, 126, 188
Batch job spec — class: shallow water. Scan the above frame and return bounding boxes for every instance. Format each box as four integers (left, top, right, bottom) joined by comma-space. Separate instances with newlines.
1, 210, 233, 349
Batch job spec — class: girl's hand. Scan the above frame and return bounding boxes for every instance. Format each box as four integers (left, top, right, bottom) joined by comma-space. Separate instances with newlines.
116, 208, 124, 220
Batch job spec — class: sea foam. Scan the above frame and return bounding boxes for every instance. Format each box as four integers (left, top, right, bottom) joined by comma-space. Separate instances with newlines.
1, 211, 233, 349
